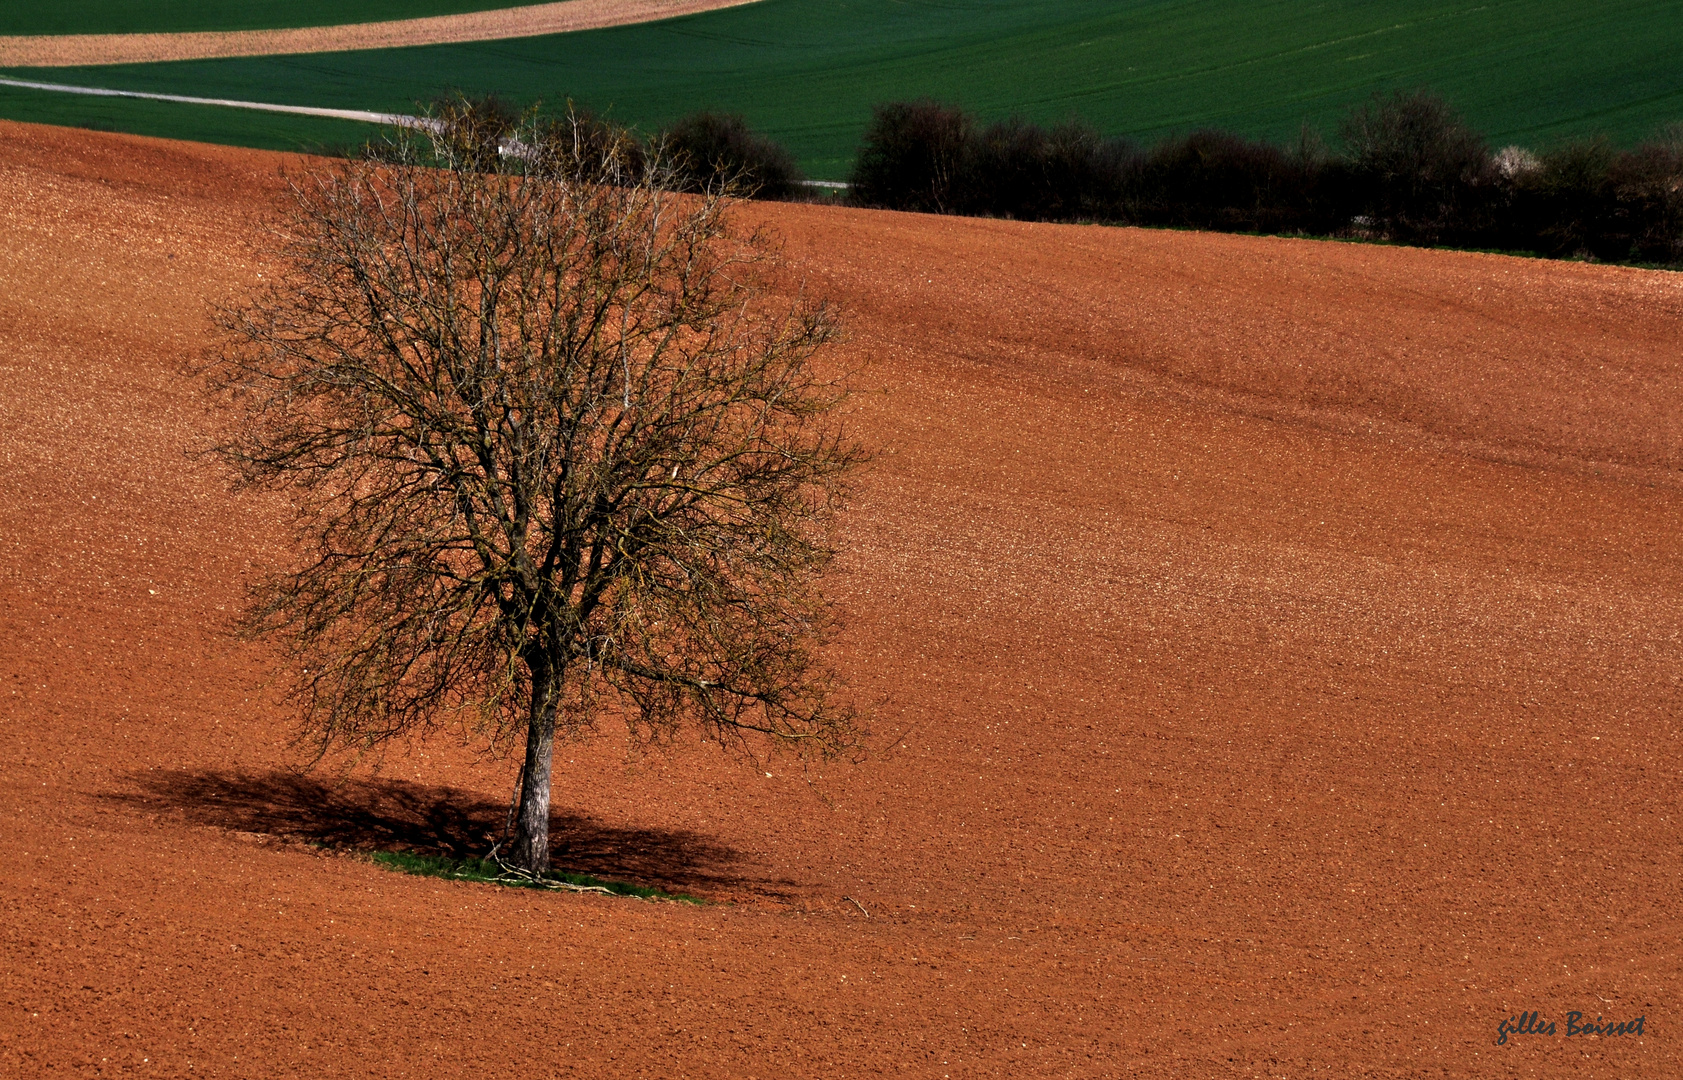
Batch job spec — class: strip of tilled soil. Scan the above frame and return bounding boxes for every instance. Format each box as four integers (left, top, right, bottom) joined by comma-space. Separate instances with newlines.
0, 0, 759, 67
2, 120, 1678, 1077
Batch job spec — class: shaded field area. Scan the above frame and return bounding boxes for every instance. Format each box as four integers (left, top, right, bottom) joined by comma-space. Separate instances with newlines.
114, 769, 763, 898
3, 0, 1681, 177
0, 0, 551, 36
1, 120, 1680, 1076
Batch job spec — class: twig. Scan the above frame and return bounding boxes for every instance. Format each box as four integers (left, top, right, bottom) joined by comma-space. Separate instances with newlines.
491, 760, 526, 860
843, 895, 869, 918
486, 851, 615, 895
520, 878, 612, 895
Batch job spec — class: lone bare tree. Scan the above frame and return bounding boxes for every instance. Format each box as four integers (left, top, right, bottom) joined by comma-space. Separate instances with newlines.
207, 106, 862, 875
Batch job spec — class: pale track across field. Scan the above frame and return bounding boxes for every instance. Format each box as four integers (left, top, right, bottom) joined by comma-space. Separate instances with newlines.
0, 0, 760, 67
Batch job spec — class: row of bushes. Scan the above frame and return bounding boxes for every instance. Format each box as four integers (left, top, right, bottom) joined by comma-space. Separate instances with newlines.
847, 94, 1683, 266
420, 96, 807, 199
424, 93, 1683, 267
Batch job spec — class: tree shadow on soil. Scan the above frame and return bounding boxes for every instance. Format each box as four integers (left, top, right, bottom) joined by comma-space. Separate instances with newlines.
113, 768, 782, 899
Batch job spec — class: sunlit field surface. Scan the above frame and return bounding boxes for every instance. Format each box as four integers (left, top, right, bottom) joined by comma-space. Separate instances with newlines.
0, 0, 549, 35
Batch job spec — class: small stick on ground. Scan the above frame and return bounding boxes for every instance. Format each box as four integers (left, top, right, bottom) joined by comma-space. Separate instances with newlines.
843, 895, 869, 918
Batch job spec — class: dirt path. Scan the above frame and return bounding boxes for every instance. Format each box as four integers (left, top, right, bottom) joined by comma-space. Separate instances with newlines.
0, 0, 760, 67
2, 120, 1678, 1077
0, 75, 418, 126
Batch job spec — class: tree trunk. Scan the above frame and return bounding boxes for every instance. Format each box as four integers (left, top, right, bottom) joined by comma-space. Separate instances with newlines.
508, 661, 558, 875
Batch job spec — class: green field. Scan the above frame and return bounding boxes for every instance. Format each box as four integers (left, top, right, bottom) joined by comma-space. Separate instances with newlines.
0, 1, 550, 36
4, 0, 1680, 179
0, 83, 383, 154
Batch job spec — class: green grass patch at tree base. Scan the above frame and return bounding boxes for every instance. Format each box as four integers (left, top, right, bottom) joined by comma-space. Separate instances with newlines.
368, 850, 709, 903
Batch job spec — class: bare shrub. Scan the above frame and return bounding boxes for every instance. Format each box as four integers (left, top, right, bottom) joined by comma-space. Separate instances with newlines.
849, 99, 973, 213
1494, 145, 1541, 181
531, 103, 649, 184
663, 111, 806, 200
962, 117, 1137, 221
1340, 90, 1495, 242
1608, 127, 1683, 263
1519, 138, 1618, 258
1137, 129, 1333, 233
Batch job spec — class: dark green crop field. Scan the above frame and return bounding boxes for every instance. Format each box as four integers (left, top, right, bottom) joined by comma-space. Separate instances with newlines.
0, 1, 549, 36
5, 0, 1680, 178
0, 83, 382, 153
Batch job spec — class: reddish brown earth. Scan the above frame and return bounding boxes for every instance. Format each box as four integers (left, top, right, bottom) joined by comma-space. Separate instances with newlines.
1, 120, 1680, 1078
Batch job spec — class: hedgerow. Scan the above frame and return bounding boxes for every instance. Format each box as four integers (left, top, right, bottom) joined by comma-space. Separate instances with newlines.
847, 91, 1683, 267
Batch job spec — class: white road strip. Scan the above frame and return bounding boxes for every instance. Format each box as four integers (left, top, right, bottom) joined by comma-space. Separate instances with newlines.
0, 75, 415, 126
0, 75, 851, 187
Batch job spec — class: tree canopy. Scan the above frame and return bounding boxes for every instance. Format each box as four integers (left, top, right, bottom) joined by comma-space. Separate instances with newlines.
208, 106, 863, 874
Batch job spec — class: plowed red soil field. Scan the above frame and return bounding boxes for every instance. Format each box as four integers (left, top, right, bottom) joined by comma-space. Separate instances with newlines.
2, 120, 1680, 1078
